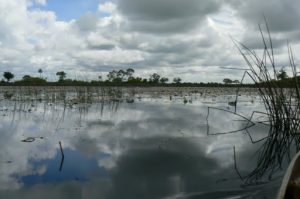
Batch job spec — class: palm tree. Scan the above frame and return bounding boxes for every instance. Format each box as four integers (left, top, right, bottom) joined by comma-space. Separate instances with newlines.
38, 68, 43, 78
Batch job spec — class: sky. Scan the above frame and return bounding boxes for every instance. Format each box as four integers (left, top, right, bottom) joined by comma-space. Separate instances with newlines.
0, 0, 300, 82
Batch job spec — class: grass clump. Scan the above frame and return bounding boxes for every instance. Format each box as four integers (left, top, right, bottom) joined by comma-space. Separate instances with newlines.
234, 21, 300, 182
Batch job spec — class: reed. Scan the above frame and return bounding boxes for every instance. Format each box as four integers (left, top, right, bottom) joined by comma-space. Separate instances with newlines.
234, 20, 300, 183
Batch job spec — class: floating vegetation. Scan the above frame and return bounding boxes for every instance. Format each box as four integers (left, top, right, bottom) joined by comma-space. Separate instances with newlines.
21, 136, 44, 143
3, 91, 13, 99
228, 101, 237, 106
183, 97, 188, 104
21, 137, 35, 142
126, 98, 134, 103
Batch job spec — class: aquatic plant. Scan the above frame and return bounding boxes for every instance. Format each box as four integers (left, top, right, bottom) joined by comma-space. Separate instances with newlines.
233, 20, 300, 183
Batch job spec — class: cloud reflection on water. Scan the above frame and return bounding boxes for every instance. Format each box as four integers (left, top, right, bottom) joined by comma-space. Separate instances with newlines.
0, 97, 277, 198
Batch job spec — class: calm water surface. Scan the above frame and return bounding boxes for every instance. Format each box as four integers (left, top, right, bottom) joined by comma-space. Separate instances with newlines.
0, 89, 287, 198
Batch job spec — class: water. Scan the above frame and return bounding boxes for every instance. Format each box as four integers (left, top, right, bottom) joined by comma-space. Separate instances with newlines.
0, 87, 287, 198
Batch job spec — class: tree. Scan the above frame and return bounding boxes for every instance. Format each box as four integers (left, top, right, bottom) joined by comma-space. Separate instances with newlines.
56, 71, 66, 81
173, 77, 182, 84
23, 75, 31, 80
149, 73, 160, 83
126, 68, 135, 79
3, 72, 14, 82
38, 68, 43, 78
232, 79, 240, 84
223, 78, 232, 84
117, 70, 126, 82
160, 77, 169, 84
107, 70, 118, 82
127, 77, 143, 83
277, 68, 288, 80
17, 75, 46, 85
107, 69, 126, 82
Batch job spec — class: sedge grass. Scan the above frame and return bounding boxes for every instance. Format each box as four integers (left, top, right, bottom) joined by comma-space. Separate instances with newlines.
233, 20, 300, 183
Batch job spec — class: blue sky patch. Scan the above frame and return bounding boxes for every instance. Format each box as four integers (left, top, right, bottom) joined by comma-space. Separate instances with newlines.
32, 0, 107, 21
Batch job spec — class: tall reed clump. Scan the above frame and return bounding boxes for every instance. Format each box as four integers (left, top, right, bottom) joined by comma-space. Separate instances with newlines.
235, 21, 300, 183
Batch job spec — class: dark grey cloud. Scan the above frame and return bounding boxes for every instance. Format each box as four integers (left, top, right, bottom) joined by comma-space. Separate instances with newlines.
115, 33, 219, 70
118, 0, 221, 33
143, 38, 214, 54
125, 17, 202, 34
229, 0, 300, 32
240, 33, 287, 50
87, 43, 115, 51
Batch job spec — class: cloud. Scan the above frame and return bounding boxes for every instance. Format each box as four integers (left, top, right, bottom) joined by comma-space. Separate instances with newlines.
34, 0, 47, 6
0, 0, 299, 82
98, 2, 117, 14
75, 12, 99, 32
0, 1, 73, 77
86, 33, 116, 50
229, 0, 300, 32
72, 48, 146, 67
118, 0, 221, 33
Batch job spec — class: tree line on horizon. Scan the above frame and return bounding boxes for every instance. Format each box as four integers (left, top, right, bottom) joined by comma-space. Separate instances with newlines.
0, 68, 186, 86
1, 67, 290, 87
